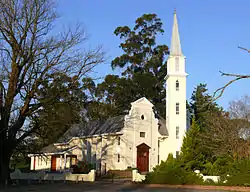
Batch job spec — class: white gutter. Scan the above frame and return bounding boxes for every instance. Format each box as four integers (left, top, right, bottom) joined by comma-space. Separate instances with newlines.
53, 131, 123, 146
28, 146, 78, 157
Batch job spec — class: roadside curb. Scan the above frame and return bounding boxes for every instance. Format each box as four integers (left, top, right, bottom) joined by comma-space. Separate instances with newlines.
142, 184, 250, 192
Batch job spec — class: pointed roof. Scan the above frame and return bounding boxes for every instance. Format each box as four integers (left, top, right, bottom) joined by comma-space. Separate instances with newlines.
131, 97, 154, 107
170, 9, 183, 56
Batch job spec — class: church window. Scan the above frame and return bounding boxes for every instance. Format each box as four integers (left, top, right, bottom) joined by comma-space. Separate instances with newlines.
158, 140, 160, 164
175, 57, 179, 72
176, 126, 179, 139
117, 154, 120, 162
118, 137, 120, 145
141, 115, 144, 120
176, 103, 180, 115
140, 132, 146, 138
176, 80, 179, 91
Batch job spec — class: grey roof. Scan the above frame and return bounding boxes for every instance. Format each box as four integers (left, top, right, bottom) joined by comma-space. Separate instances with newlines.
41, 144, 76, 154
158, 118, 168, 136
57, 115, 125, 143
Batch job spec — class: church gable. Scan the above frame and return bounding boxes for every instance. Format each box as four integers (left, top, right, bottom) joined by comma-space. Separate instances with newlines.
131, 97, 154, 107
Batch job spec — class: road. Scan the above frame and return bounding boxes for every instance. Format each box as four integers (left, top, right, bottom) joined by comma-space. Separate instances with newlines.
1, 181, 237, 192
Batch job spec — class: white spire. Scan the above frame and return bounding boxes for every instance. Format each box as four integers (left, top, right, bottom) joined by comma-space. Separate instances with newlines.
170, 9, 183, 56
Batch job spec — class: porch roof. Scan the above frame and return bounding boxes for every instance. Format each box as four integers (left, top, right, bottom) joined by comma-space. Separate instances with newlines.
28, 145, 78, 157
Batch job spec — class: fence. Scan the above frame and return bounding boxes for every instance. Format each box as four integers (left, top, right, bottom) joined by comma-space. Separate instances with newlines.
10, 169, 95, 182
132, 170, 145, 182
132, 169, 221, 183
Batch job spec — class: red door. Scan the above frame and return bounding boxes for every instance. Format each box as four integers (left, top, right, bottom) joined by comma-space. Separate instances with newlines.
51, 156, 57, 171
33, 156, 36, 170
137, 143, 149, 172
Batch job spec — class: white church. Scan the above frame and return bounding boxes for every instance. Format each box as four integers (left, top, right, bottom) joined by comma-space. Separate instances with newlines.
28, 11, 190, 174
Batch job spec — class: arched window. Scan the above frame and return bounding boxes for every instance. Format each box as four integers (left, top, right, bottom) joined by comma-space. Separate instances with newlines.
176, 103, 180, 115
176, 80, 179, 91
117, 137, 120, 145
176, 126, 179, 139
175, 57, 179, 72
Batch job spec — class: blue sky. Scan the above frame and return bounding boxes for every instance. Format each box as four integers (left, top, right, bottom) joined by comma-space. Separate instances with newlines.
56, 0, 250, 109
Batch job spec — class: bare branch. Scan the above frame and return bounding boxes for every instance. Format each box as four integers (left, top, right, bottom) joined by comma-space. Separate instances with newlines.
213, 72, 250, 100
0, 0, 105, 153
238, 46, 250, 53
213, 46, 250, 100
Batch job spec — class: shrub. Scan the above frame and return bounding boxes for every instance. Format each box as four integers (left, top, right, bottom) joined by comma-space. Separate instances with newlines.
225, 159, 250, 186
144, 154, 203, 185
71, 160, 95, 174
210, 155, 234, 176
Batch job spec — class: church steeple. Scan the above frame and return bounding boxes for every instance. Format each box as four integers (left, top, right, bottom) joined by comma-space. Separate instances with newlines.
170, 10, 183, 56
160, 9, 187, 160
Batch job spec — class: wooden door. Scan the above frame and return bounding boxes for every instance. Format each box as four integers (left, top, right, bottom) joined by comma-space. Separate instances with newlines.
33, 156, 36, 170
51, 156, 57, 171
137, 143, 149, 172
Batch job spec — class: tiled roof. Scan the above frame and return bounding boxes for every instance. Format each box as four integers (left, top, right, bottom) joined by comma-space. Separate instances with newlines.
57, 115, 125, 143
158, 118, 168, 136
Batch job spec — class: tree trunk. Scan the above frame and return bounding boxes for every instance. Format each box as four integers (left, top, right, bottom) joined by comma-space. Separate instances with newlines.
0, 130, 11, 187
0, 153, 10, 187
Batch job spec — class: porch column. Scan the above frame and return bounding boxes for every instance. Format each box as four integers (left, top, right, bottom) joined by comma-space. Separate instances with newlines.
60, 155, 62, 172
64, 154, 67, 171
30, 156, 34, 170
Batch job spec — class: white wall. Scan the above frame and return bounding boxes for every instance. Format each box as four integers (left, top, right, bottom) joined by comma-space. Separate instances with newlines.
122, 98, 159, 171
30, 98, 161, 173
11, 169, 95, 182
30, 156, 51, 171
162, 54, 187, 160
30, 152, 80, 172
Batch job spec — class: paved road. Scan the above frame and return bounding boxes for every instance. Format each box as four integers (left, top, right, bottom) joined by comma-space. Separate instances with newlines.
1, 181, 235, 192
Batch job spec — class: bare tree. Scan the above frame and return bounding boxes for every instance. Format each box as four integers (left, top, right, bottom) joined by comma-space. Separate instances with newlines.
229, 95, 250, 120
0, 0, 105, 184
213, 46, 250, 100
228, 95, 250, 140
200, 112, 250, 159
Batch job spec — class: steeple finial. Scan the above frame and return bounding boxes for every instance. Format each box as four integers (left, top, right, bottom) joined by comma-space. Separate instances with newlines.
170, 9, 183, 56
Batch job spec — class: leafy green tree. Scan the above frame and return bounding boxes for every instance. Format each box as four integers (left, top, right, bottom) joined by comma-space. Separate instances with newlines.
190, 83, 222, 129
181, 119, 208, 171
33, 73, 87, 147
0, 0, 104, 184
111, 13, 169, 117
83, 14, 169, 120
181, 84, 223, 174
145, 153, 203, 185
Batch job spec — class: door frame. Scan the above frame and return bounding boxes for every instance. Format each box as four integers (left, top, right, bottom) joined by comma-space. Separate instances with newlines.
136, 143, 150, 173
51, 155, 57, 171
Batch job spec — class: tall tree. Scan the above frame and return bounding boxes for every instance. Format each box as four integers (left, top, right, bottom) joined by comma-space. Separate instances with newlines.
201, 112, 250, 159
33, 73, 87, 147
190, 83, 222, 128
0, 0, 104, 184
83, 75, 135, 120
181, 84, 223, 173
181, 119, 207, 171
111, 13, 169, 117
